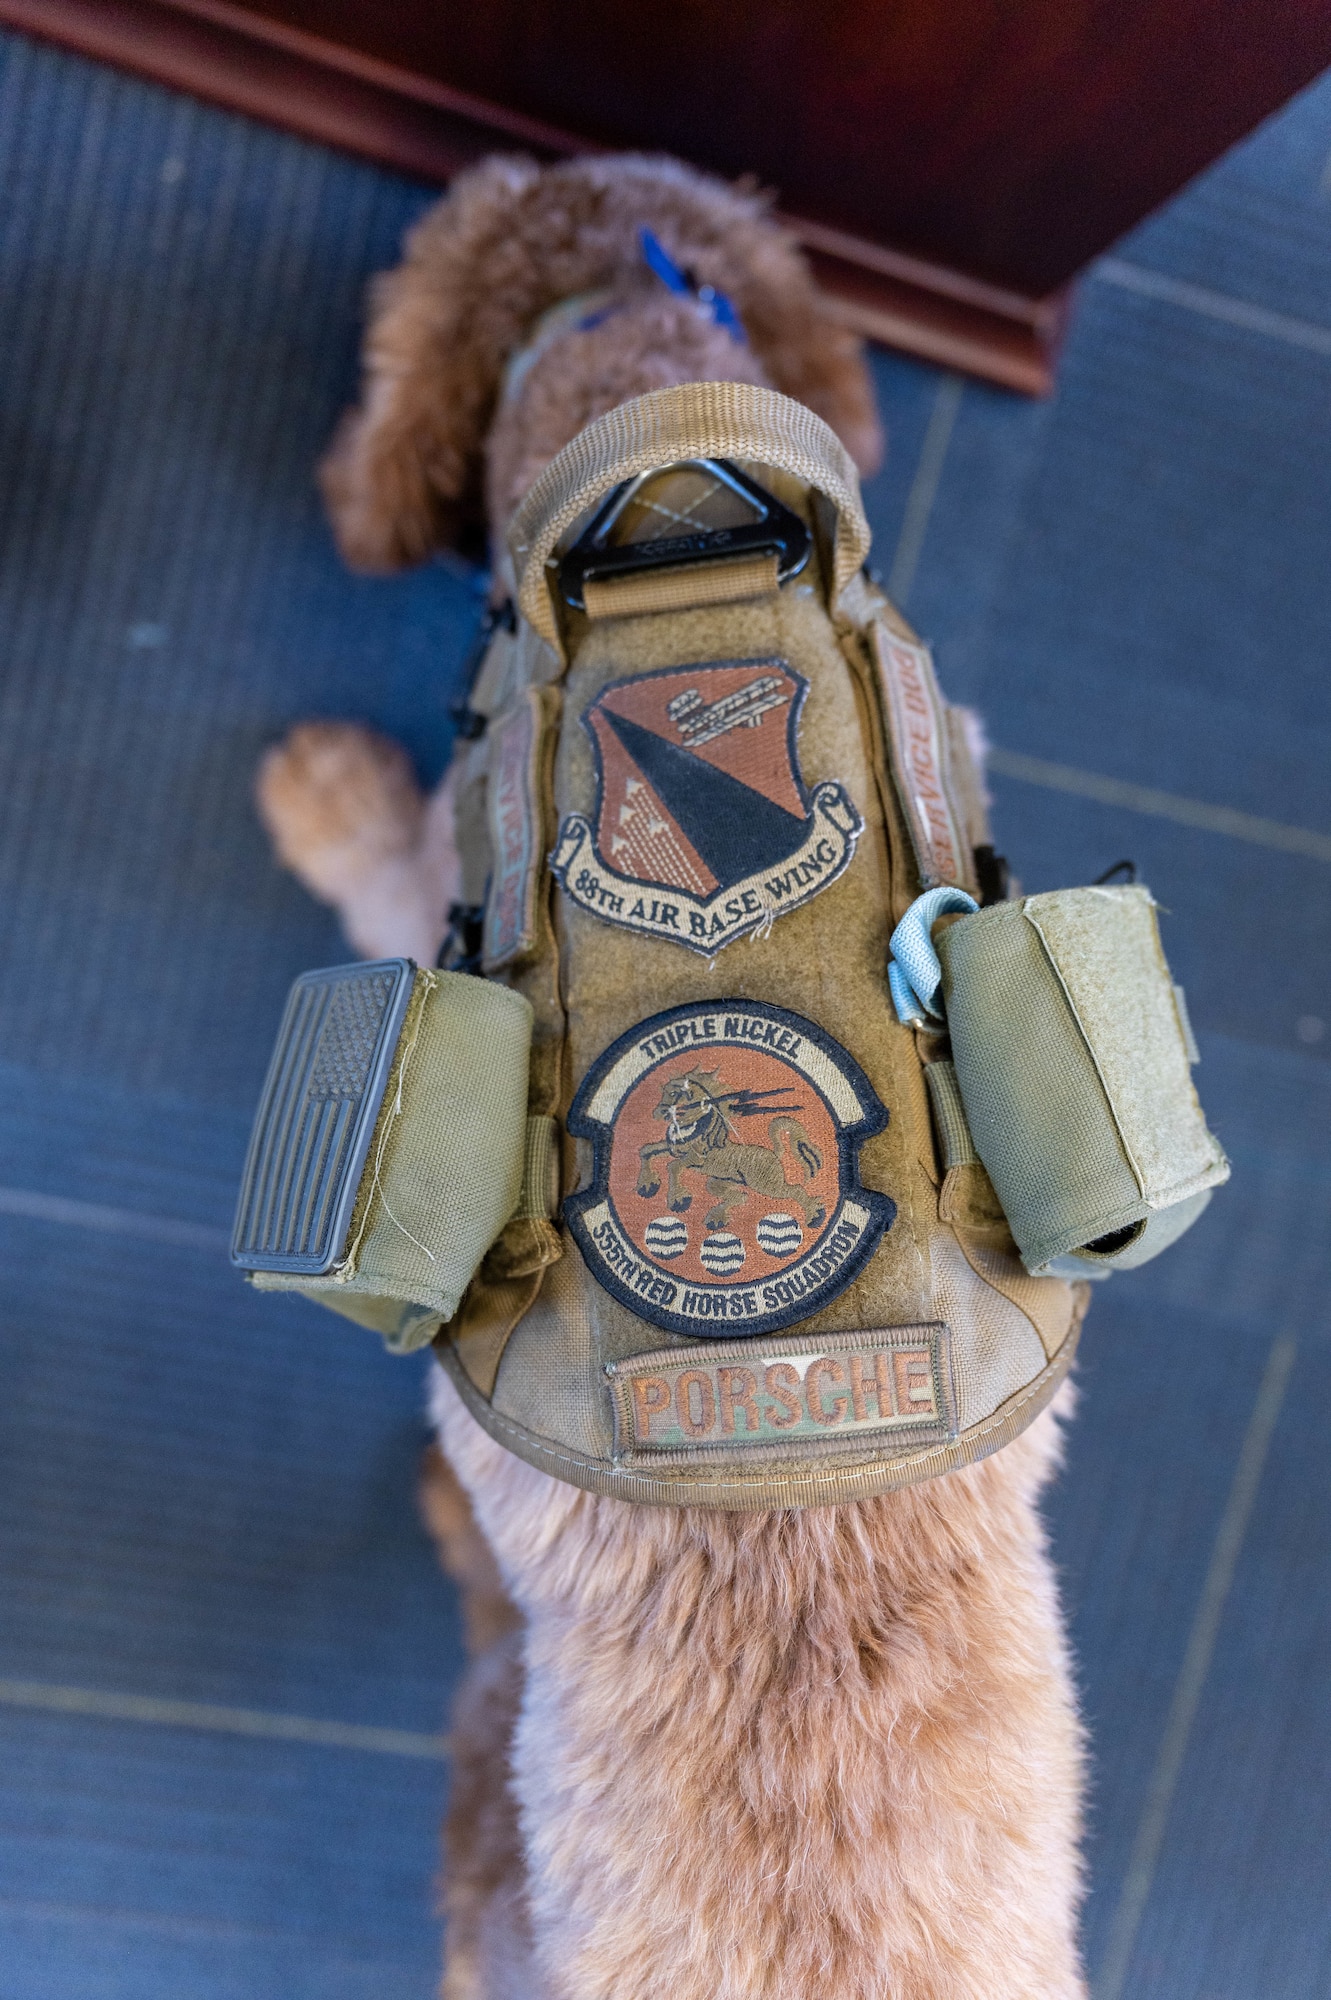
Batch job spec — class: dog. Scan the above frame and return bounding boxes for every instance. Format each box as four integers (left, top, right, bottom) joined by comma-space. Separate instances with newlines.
258, 154, 1086, 2000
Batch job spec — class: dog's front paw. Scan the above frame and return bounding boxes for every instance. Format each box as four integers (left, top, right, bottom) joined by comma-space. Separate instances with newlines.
257, 721, 424, 899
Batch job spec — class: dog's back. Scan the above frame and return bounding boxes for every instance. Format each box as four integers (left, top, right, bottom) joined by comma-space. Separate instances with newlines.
261, 154, 1087, 1998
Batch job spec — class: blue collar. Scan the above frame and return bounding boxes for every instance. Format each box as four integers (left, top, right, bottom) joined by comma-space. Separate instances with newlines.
500, 227, 748, 408
638, 228, 746, 341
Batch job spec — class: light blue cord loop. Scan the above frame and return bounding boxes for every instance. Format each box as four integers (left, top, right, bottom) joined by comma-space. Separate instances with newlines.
888, 887, 979, 1026
888, 958, 928, 1028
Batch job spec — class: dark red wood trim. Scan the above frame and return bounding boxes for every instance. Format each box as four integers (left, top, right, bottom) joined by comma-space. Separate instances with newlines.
803, 250, 1063, 398
789, 217, 1066, 395
0, 0, 1064, 393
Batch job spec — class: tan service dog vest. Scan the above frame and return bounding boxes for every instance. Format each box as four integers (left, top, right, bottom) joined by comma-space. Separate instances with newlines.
235, 383, 1227, 1509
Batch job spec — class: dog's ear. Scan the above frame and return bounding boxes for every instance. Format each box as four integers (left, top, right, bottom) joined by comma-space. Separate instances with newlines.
320, 157, 545, 571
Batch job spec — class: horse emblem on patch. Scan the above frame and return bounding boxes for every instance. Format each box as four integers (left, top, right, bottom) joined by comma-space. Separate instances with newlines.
550, 659, 862, 954
566, 1000, 895, 1338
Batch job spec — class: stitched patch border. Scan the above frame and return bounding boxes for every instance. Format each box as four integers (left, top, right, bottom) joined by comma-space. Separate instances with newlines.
566, 999, 896, 1339
605, 1323, 955, 1462
551, 658, 862, 955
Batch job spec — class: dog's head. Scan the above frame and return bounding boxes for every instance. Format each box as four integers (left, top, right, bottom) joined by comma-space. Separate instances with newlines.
321, 153, 883, 570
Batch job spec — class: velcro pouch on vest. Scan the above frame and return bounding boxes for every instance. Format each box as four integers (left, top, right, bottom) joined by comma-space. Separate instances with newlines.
232, 960, 533, 1351
934, 887, 1229, 1274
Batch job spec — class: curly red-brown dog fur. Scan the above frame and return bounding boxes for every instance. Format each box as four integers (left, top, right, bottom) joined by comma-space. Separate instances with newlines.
318, 153, 882, 568
260, 152, 1086, 1999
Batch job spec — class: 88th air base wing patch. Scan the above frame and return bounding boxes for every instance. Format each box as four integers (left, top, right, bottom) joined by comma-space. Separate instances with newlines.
566, 1000, 895, 1339
551, 659, 862, 954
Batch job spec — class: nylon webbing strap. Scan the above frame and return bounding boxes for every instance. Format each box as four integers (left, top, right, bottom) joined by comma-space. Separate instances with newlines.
583, 550, 779, 620
515, 1113, 559, 1220
507, 382, 872, 652
924, 1059, 978, 1171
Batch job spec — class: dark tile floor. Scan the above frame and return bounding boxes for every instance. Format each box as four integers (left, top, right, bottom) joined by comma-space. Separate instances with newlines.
1, 29, 1328, 1998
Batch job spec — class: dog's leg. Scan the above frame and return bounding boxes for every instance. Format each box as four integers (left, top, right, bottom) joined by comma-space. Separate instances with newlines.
434, 1368, 1085, 2000
419, 1445, 521, 1657
256, 720, 459, 962
419, 1448, 549, 2000
440, 1628, 542, 2000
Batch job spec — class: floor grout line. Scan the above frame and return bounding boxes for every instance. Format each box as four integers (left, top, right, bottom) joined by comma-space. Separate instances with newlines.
1094, 1333, 1298, 2000
1094, 258, 1331, 358
0, 1184, 230, 1249
988, 747, 1331, 864
0, 1892, 428, 1953
0, 1677, 448, 1761
887, 371, 964, 608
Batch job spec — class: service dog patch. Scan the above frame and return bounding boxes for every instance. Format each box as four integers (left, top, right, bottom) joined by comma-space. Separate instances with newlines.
482, 689, 544, 970
870, 626, 978, 896
566, 1000, 895, 1338
551, 659, 861, 954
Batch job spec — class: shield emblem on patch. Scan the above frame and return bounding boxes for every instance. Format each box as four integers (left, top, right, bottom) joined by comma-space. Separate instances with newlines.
550, 659, 862, 954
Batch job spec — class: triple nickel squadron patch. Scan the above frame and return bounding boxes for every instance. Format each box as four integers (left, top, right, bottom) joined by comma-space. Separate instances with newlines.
566, 1000, 895, 1339
551, 659, 862, 955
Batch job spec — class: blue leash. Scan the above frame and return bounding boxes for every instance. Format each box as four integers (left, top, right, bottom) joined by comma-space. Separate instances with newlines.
639, 227, 746, 342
